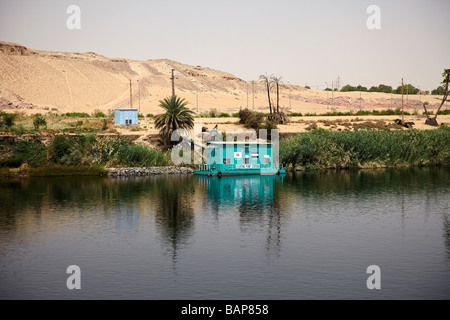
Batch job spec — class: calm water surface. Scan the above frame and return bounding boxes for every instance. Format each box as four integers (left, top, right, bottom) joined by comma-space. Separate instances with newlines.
0, 168, 449, 299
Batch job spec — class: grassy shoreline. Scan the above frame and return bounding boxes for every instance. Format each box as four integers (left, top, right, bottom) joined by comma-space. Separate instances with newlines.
0, 165, 107, 178
2, 161, 449, 179
1, 128, 449, 177
280, 127, 450, 170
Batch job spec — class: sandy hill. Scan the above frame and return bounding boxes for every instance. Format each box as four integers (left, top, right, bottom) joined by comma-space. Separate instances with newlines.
0, 41, 445, 115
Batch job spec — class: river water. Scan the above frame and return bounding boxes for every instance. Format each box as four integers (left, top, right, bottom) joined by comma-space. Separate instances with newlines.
0, 168, 449, 299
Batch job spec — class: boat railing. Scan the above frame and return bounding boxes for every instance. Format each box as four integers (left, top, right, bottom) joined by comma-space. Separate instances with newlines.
200, 163, 280, 171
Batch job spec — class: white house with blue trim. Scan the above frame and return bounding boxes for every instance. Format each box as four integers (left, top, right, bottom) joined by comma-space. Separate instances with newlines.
114, 108, 138, 125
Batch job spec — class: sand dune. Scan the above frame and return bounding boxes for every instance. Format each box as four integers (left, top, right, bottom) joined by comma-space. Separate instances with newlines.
0, 41, 446, 116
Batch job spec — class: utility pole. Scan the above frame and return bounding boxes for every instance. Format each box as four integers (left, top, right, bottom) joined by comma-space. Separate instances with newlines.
331, 81, 334, 108
288, 82, 291, 112
137, 80, 140, 113
406, 83, 409, 107
326, 82, 329, 109
402, 78, 404, 123
360, 89, 362, 110
129, 79, 133, 108
390, 91, 393, 110
246, 81, 248, 109
171, 69, 175, 97
252, 81, 255, 110
419, 86, 421, 104
196, 83, 198, 113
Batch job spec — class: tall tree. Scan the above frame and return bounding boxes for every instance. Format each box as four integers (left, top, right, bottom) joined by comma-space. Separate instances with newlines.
270, 75, 283, 114
423, 69, 450, 126
259, 73, 273, 115
154, 95, 194, 146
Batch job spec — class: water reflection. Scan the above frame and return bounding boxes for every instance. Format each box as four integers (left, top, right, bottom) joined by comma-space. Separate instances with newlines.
198, 175, 287, 259
152, 176, 196, 266
0, 167, 449, 263
1, 167, 449, 299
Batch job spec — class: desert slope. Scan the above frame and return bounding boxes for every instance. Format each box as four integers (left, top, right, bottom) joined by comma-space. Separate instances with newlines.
0, 41, 445, 115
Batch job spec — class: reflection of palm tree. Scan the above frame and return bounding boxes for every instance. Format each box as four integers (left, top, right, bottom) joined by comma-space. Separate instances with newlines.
153, 176, 196, 268
443, 212, 450, 251
266, 177, 283, 260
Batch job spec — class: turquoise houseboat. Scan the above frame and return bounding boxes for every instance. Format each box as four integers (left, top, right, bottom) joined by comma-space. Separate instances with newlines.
195, 141, 285, 177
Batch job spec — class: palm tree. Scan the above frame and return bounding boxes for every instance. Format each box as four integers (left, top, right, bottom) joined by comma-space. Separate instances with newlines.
270, 75, 283, 114
154, 95, 194, 145
259, 73, 273, 115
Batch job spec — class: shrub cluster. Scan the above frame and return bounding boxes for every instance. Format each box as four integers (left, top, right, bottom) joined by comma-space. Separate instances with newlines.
291, 108, 412, 117
196, 108, 231, 118
237, 108, 278, 138
91, 137, 169, 167
0, 135, 170, 169
280, 128, 450, 170
0, 111, 18, 128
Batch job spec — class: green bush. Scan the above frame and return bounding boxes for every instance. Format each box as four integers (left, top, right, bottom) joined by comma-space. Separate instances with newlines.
92, 137, 169, 167
280, 129, 450, 170
0, 140, 47, 167
33, 113, 47, 130
46, 134, 98, 166
368, 84, 393, 93
394, 84, 419, 95
299, 109, 411, 117
101, 118, 109, 131
237, 108, 266, 131
340, 84, 367, 92
0, 112, 18, 127
48, 135, 76, 164
209, 108, 219, 118
9, 125, 28, 135
63, 112, 90, 118
431, 86, 445, 95
238, 108, 253, 124
196, 108, 226, 118
244, 112, 265, 131
92, 109, 106, 118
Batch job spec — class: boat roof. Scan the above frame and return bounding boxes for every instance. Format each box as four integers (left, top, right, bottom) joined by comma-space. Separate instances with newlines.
206, 141, 272, 145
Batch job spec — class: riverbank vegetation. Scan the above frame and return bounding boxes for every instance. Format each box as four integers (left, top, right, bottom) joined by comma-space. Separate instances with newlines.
0, 135, 170, 176
280, 127, 450, 170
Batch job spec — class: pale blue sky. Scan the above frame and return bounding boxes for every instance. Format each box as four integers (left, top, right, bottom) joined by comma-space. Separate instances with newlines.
0, 0, 449, 91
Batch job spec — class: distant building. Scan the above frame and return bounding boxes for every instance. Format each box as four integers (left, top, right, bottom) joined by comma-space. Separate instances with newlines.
114, 108, 138, 125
